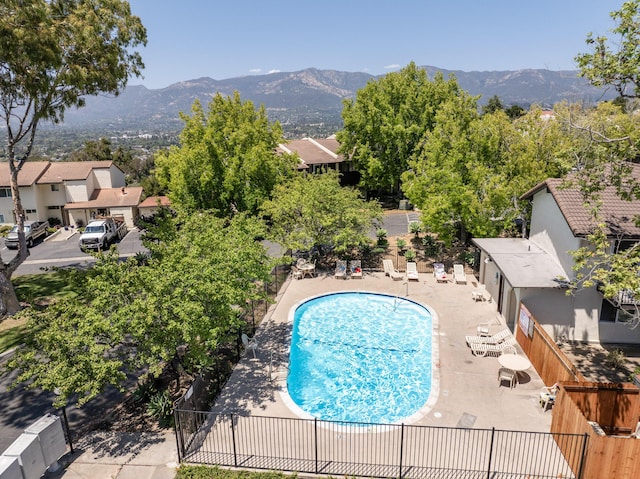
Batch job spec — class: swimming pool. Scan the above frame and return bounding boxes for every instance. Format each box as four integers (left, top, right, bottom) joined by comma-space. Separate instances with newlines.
287, 292, 434, 424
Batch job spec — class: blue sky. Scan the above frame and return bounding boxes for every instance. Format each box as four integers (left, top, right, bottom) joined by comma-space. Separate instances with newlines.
128, 0, 623, 89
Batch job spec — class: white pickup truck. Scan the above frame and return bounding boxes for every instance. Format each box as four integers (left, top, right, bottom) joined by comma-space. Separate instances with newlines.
78, 217, 127, 251
5, 220, 50, 249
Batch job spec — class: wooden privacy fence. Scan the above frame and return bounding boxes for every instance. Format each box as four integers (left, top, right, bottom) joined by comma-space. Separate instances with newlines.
515, 303, 585, 386
551, 382, 640, 479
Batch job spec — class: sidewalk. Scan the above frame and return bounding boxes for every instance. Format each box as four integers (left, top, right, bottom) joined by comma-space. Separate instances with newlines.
46, 431, 178, 479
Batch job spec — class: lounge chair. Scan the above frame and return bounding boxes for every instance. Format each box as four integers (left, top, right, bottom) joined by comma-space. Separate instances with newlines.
406, 262, 419, 281
470, 336, 517, 357
382, 259, 404, 280
453, 263, 467, 284
335, 260, 347, 280
349, 260, 363, 279
433, 262, 448, 283
465, 328, 512, 346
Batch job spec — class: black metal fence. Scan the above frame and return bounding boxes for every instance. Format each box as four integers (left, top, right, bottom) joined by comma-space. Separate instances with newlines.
174, 412, 588, 479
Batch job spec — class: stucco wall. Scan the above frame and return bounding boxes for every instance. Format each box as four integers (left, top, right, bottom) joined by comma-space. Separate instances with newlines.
93, 166, 125, 189
529, 190, 580, 278
66, 180, 91, 202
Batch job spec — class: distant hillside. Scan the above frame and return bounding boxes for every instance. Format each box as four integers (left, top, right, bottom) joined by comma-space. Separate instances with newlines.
56, 66, 616, 137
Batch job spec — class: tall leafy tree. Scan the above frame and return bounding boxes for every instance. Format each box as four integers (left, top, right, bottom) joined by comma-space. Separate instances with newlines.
9, 212, 273, 406
555, 102, 640, 326
338, 62, 467, 194
261, 170, 382, 255
570, 0, 640, 328
0, 0, 146, 315
155, 93, 296, 216
575, 0, 640, 101
481, 95, 504, 115
403, 105, 571, 243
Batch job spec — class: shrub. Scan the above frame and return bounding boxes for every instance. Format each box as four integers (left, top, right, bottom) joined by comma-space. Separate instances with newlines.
409, 221, 422, 236
0, 225, 11, 236
396, 238, 406, 250
422, 235, 439, 256
132, 380, 156, 404
404, 249, 416, 262
47, 217, 62, 227
606, 348, 626, 369
147, 390, 174, 427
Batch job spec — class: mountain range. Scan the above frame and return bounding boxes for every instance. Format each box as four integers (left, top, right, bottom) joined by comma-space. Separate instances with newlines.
57, 66, 616, 138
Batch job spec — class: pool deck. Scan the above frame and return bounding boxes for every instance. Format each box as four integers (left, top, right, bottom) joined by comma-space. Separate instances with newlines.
211, 269, 552, 433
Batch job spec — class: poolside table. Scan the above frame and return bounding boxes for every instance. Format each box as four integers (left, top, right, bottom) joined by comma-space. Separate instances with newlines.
299, 263, 316, 278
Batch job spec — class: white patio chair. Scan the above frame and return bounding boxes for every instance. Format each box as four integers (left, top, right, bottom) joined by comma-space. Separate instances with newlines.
498, 367, 517, 388
453, 263, 467, 284
383, 259, 404, 280
406, 262, 419, 281
241, 333, 258, 358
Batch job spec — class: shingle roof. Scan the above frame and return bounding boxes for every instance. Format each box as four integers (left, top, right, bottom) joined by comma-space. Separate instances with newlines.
0, 161, 50, 187
278, 137, 342, 168
522, 165, 640, 238
37, 161, 114, 183
138, 195, 171, 208
65, 186, 143, 210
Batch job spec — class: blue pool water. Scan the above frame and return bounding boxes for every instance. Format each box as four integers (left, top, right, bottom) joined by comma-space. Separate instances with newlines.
287, 292, 433, 424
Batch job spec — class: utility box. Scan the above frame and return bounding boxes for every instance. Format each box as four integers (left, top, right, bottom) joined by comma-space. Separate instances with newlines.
25, 414, 66, 469
0, 456, 22, 479
3, 434, 46, 479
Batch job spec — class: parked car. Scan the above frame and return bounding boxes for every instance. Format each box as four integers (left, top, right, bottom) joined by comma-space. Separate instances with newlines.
5, 220, 50, 249
78, 216, 127, 251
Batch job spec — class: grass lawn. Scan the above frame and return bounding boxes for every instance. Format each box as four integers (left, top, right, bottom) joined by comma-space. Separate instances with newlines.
0, 315, 28, 353
0, 270, 81, 354
176, 466, 294, 479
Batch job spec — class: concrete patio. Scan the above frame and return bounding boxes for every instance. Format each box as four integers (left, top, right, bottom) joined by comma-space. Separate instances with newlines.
211, 268, 553, 433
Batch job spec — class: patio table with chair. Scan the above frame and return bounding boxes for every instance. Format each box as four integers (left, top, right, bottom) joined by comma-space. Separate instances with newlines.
296, 258, 316, 278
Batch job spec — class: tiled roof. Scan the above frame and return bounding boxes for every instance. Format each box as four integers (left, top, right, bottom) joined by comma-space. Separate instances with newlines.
65, 186, 143, 210
278, 137, 343, 168
138, 195, 171, 208
0, 161, 50, 187
523, 164, 640, 238
37, 161, 114, 183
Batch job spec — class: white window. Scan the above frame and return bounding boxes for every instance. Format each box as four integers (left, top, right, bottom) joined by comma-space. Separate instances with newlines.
51, 184, 60, 192
0, 188, 11, 198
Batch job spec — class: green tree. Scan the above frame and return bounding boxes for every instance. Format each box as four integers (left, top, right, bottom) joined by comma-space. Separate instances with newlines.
576, 0, 640, 101
0, 0, 146, 315
338, 62, 468, 194
67, 138, 114, 162
260, 170, 382, 254
155, 93, 296, 216
403, 105, 571, 243
481, 95, 504, 115
554, 102, 640, 327
505, 104, 526, 119
571, 0, 640, 329
8, 212, 272, 406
